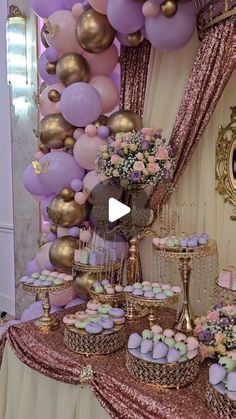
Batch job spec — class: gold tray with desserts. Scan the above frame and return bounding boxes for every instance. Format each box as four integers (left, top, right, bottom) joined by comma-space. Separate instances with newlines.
90, 290, 125, 307
206, 382, 236, 419
64, 323, 126, 355
126, 349, 200, 389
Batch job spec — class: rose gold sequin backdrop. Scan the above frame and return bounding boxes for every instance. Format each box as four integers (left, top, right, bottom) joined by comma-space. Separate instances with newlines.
120, 39, 151, 118
150, 17, 235, 209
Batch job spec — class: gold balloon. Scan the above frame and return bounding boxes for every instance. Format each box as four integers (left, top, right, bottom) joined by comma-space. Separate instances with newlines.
76, 9, 116, 53
39, 142, 50, 154
40, 24, 49, 48
64, 137, 76, 149
107, 110, 143, 135
39, 114, 75, 149
93, 114, 108, 128
48, 89, 61, 103
49, 236, 80, 273
60, 188, 75, 202
56, 53, 90, 87
161, 0, 177, 17
50, 224, 58, 234
47, 195, 88, 228
46, 62, 57, 75
127, 31, 142, 46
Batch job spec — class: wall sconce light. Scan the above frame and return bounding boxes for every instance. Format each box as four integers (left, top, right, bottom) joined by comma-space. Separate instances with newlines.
6, 5, 29, 111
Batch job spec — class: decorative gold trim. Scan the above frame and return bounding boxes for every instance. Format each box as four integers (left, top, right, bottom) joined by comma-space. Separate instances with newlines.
216, 107, 236, 220
206, 381, 236, 419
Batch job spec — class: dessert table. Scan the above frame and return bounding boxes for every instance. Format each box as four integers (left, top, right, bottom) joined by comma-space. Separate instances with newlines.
0, 307, 215, 419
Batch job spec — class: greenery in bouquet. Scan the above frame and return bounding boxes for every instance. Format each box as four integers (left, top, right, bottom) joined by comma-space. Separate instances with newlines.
96, 128, 174, 187
194, 302, 236, 359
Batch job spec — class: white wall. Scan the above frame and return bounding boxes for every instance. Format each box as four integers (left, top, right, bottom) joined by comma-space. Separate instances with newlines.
0, 0, 15, 314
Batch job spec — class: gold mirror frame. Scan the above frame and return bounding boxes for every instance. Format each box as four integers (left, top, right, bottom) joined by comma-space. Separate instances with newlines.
216, 107, 236, 220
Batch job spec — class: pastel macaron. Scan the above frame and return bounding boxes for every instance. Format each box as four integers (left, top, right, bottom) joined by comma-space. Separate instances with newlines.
85, 322, 103, 334
87, 301, 101, 311
63, 314, 77, 325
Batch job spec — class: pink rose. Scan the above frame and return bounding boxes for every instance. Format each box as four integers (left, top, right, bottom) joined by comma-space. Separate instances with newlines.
112, 169, 119, 177
194, 324, 204, 335
133, 161, 145, 171
206, 311, 219, 322
147, 163, 159, 174
111, 155, 122, 165
164, 161, 171, 170
215, 332, 226, 345
156, 147, 168, 160
136, 152, 144, 161
112, 139, 122, 147
142, 128, 153, 136
148, 156, 155, 163
142, 168, 149, 175
100, 145, 108, 152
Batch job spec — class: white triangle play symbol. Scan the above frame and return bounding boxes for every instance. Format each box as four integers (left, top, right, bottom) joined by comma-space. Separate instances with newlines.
108, 198, 131, 223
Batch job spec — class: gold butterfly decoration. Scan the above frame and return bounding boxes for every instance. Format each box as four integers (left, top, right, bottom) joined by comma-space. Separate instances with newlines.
32, 160, 50, 175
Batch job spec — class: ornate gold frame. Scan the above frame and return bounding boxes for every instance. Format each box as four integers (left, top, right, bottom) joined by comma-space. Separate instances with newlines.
216, 107, 236, 220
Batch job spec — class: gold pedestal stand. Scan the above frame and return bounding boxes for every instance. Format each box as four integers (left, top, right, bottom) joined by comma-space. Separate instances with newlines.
215, 278, 236, 305
126, 293, 179, 327
23, 282, 72, 332
153, 241, 218, 333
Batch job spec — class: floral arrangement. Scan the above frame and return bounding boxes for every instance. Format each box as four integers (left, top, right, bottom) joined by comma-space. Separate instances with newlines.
194, 302, 236, 359
96, 128, 174, 187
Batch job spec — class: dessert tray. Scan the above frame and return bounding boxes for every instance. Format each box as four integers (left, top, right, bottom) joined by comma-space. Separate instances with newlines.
126, 349, 200, 388
206, 382, 236, 419
64, 323, 126, 355
90, 290, 125, 307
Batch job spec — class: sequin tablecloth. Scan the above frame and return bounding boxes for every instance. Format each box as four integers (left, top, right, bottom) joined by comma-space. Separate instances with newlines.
0, 307, 215, 419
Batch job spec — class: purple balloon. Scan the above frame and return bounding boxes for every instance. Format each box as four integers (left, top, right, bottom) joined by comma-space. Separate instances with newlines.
21, 301, 61, 322
44, 260, 55, 270
26, 259, 40, 276
45, 47, 60, 63
38, 152, 85, 193
145, 2, 196, 50
116, 32, 132, 46
30, 0, 64, 18
70, 178, 83, 192
62, 0, 82, 9
60, 82, 102, 127
97, 126, 110, 139
41, 194, 56, 220
69, 226, 80, 237
23, 163, 51, 196
38, 52, 59, 85
82, 0, 90, 10
107, 0, 144, 34
47, 232, 57, 241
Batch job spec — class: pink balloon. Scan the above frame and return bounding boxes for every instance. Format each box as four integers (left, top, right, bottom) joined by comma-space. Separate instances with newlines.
142, 1, 160, 17
30, 0, 64, 18
83, 44, 118, 76
89, 0, 108, 14
145, 2, 196, 50
35, 242, 52, 270
57, 227, 70, 237
50, 284, 77, 307
73, 134, 106, 170
39, 83, 64, 117
74, 191, 87, 205
46, 11, 83, 54
72, 3, 84, 18
90, 76, 119, 114
83, 170, 122, 205
73, 128, 85, 140
85, 124, 97, 137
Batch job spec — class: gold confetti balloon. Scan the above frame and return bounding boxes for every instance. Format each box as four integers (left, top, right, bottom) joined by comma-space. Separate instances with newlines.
107, 110, 143, 135
75, 9, 116, 53
39, 114, 75, 149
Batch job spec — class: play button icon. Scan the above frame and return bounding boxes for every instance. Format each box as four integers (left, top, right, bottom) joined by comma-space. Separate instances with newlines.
108, 198, 131, 223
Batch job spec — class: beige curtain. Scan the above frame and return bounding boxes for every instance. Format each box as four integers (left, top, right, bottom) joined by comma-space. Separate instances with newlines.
0, 343, 109, 419
140, 34, 236, 314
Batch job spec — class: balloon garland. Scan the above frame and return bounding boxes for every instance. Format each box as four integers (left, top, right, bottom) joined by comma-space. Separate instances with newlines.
23, 0, 196, 283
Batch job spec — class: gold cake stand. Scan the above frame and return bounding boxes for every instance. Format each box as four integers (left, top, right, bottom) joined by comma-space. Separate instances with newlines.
90, 290, 125, 307
215, 277, 236, 304
125, 292, 178, 327
206, 382, 236, 419
23, 282, 72, 332
153, 240, 218, 333
72, 261, 121, 298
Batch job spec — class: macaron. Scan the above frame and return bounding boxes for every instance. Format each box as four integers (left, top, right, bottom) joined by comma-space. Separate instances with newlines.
187, 349, 198, 360
132, 288, 143, 296
165, 337, 176, 348
43, 280, 53, 287
164, 289, 174, 297
95, 285, 104, 294
167, 348, 181, 363
144, 291, 155, 298
57, 273, 66, 279
50, 271, 58, 278
86, 308, 98, 316
75, 311, 87, 320
143, 285, 153, 291
153, 342, 168, 359
142, 329, 153, 339
101, 279, 109, 286
87, 301, 101, 311
124, 285, 134, 293
106, 287, 115, 295
162, 284, 171, 290
152, 282, 160, 288
53, 278, 64, 285
25, 278, 35, 285
155, 292, 166, 300
88, 315, 101, 323
153, 334, 165, 343
39, 275, 47, 281
163, 329, 174, 338
20, 276, 29, 283
179, 239, 188, 247
85, 323, 103, 334
64, 275, 73, 281
166, 239, 175, 247
151, 325, 163, 335
186, 336, 199, 351
141, 339, 153, 354
133, 282, 143, 289
115, 285, 124, 293
98, 304, 112, 315
175, 342, 187, 355
31, 273, 40, 279
98, 319, 114, 329
75, 319, 89, 329
209, 364, 226, 385
109, 308, 125, 318
174, 333, 187, 343
142, 281, 151, 286
33, 280, 43, 286
172, 286, 182, 293
42, 269, 51, 276
128, 333, 142, 349
153, 287, 162, 294
63, 314, 77, 325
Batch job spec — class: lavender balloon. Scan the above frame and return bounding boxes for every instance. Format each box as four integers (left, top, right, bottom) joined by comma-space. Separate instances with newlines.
44, 260, 54, 271
60, 83, 102, 127
107, 0, 144, 34
145, 1, 196, 50
27, 259, 40, 276
97, 126, 110, 139
69, 226, 80, 237
41, 194, 56, 220
30, 0, 64, 18
23, 163, 51, 196
38, 152, 85, 193
45, 47, 60, 63
38, 53, 59, 85
70, 178, 83, 192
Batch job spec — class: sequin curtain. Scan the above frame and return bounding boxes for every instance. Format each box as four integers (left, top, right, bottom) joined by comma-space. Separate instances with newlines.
120, 39, 151, 117
150, 17, 235, 209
